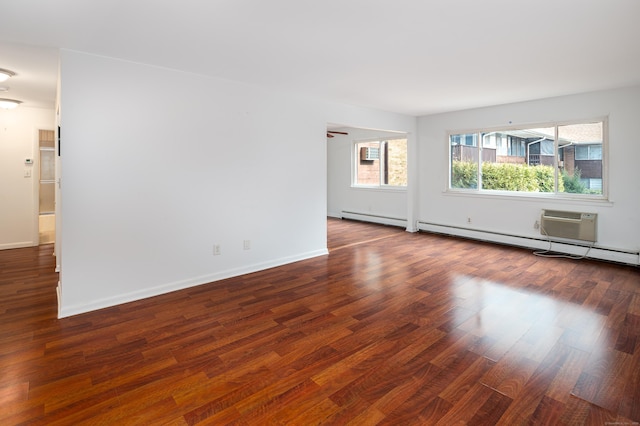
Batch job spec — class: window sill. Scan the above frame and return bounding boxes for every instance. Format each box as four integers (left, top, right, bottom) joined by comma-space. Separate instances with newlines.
351, 185, 407, 193
443, 189, 613, 206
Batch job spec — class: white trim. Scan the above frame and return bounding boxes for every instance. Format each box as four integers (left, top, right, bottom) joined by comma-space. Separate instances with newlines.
417, 221, 639, 266
32, 127, 40, 246
341, 210, 408, 229
350, 185, 407, 192
57, 249, 328, 318
353, 136, 408, 189
441, 188, 614, 206
0, 241, 36, 250
56, 282, 61, 315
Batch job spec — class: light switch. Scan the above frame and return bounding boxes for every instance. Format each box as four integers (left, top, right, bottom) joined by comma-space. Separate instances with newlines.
24, 169, 31, 177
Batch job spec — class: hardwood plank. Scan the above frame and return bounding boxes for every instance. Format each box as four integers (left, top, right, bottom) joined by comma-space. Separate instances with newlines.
572, 348, 633, 414
544, 343, 591, 404
1, 219, 639, 424
529, 394, 565, 425
480, 348, 539, 399
438, 355, 495, 405
467, 389, 513, 425
495, 367, 559, 425
620, 348, 640, 421
433, 382, 498, 425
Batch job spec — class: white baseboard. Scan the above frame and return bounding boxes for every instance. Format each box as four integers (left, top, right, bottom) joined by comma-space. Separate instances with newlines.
57, 248, 329, 318
341, 211, 408, 229
418, 221, 640, 266
0, 241, 36, 250
56, 283, 61, 315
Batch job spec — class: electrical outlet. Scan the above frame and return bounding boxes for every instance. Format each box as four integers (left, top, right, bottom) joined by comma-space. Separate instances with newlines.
243, 240, 251, 250
534, 220, 540, 230
467, 217, 472, 224
213, 244, 221, 255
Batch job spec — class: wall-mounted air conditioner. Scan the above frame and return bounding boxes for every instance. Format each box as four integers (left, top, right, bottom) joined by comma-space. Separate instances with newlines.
540, 210, 597, 242
360, 147, 380, 161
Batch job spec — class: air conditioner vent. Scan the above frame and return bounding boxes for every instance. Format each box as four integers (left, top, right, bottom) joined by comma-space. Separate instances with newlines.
543, 210, 582, 220
541, 210, 597, 242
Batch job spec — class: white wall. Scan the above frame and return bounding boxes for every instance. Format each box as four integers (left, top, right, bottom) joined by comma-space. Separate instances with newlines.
58, 52, 636, 317
0, 107, 55, 249
58, 50, 416, 317
418, 86, 640, 257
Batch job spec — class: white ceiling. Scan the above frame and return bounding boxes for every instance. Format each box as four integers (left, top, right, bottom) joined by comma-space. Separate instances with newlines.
1, 0, 639, 115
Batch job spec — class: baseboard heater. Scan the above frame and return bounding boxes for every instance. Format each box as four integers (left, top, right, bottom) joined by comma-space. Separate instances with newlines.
341, 211, 408, 228
416, 221, 639, 266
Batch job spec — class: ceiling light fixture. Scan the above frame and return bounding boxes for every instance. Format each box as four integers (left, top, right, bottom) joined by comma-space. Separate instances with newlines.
0, 98, 22, 109
0, 68, 16, 82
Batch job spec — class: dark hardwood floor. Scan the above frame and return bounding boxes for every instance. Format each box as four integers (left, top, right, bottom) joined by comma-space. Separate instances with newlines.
1, 218, 639, 425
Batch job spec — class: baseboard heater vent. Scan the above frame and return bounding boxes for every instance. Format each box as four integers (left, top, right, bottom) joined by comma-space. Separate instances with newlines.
416, 221, 639, 265
541, 210, 597, 242
341, 211, 407, 228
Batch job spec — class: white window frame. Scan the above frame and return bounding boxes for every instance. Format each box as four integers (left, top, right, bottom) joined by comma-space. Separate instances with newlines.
352, 138, 407, 189
447, 118, 608, 200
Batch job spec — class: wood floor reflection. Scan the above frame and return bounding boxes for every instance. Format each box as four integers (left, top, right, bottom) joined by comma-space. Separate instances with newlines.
1, 217, 638, 424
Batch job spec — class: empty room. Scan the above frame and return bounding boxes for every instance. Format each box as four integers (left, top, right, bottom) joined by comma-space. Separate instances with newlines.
1, 1, 639, 424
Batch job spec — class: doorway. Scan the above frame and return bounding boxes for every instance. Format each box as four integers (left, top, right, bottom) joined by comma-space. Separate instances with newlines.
38, 129, 55, 245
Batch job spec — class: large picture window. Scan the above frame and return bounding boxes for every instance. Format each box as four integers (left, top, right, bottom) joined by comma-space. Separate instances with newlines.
354, 138, 407, 187
449, 120, 605, 197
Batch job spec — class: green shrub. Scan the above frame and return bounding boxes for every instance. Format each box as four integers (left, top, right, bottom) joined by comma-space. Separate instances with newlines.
562, 169, 587, 194
451, 161, 559, 192
482, 163, 539, 191
451, 161, 478, 189
534, 165, 562, 192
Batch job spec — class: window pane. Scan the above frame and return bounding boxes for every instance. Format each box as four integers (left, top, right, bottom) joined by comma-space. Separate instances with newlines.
496, 134, 507, 155
541, 140, 554, 155
40, 149, 55, 181
355, 138, 407, 187
558, 122, 603, 195
481, 128, 555, 192
385, 139, 407, 186
575, 145, 588, 160
450, 133, 478, 189
355, 142, 380, 185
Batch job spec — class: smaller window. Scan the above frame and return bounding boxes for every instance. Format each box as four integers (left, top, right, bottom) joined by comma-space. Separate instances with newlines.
581, 178, 602, 192
464, 134, 477, 146
576, 145, 602, 160
541, 140, 554, 155
362, 146, 379, 160
354, 138, 407, 187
